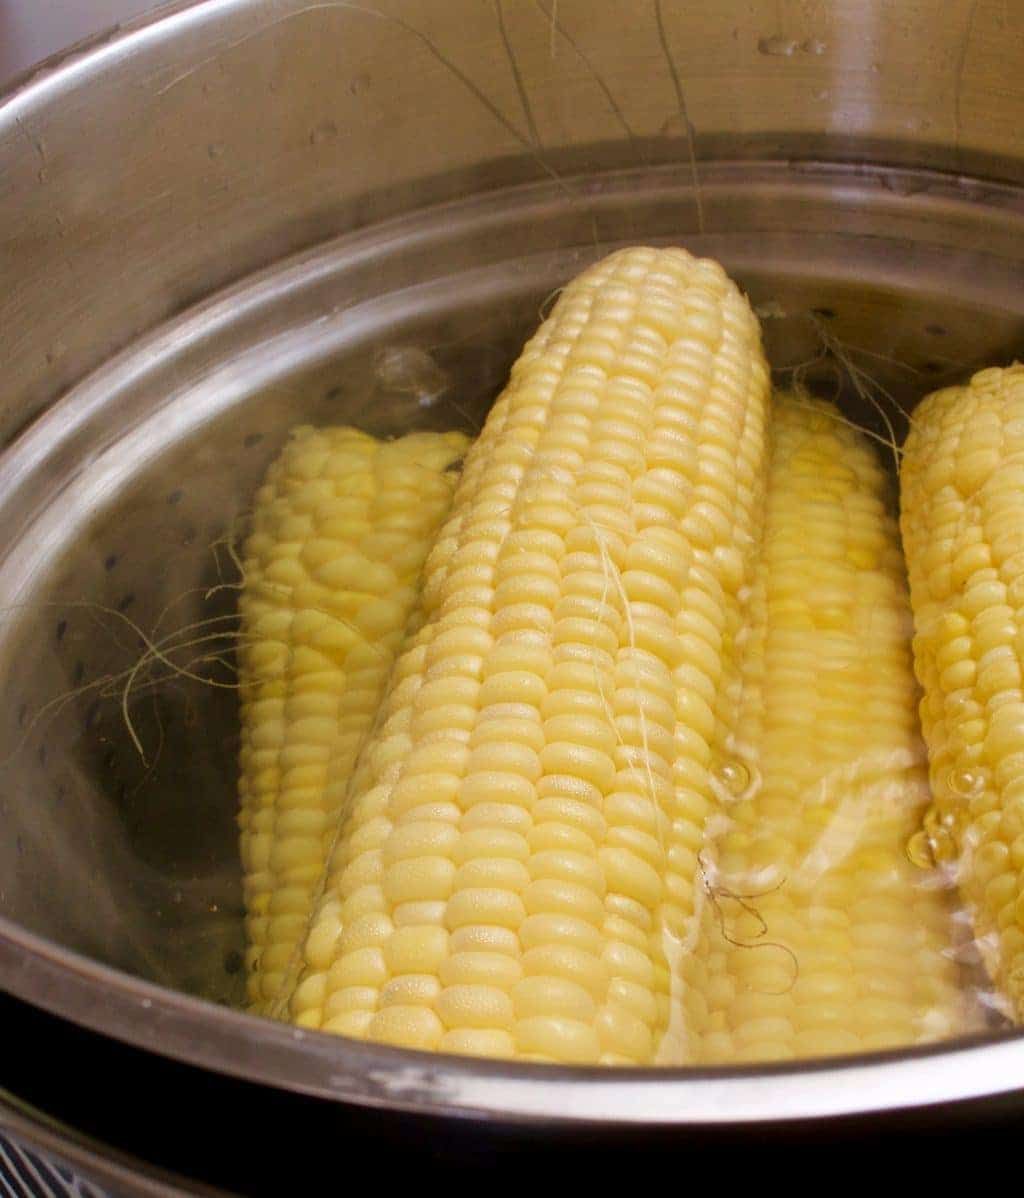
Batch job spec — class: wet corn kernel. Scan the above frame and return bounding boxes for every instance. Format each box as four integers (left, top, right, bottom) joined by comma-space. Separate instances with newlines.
902, 363, 1024, 1018
692, 393, 965, 1063
239, 427, 468, 1013
287, 247, 769, 1062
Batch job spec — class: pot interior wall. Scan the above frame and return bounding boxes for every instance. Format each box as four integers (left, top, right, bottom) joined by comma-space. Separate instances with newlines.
3, 161, 1024, 1009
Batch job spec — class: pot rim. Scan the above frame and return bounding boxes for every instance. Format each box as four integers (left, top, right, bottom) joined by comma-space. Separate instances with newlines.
3, 889, 1022, 1125
0, 0, 240, 102
4, 0, 1024, 1129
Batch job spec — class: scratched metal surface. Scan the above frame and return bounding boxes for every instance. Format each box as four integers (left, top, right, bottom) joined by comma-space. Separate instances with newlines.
2, 0, 1018, 449
0, 0, 157, 86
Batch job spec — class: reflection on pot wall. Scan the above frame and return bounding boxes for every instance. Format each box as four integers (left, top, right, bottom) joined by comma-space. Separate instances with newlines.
0, 0, 155, 85
2, 0, 1022, 450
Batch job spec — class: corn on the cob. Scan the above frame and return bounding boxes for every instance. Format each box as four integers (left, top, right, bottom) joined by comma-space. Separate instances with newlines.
238, 426, 468, 1013
901, 363, 1024, 1019
693, 393, 963, 1063
286, 246, 771, 1063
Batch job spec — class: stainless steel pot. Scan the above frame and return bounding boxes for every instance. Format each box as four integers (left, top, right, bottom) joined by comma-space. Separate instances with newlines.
4, 0, 1024, 1188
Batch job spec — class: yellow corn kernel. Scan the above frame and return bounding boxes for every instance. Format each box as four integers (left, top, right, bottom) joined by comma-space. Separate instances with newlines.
693, 392, 966, 1064
288, 246, 770, 1062
902, 362, 1024, 1019
239, 426, 467, 1013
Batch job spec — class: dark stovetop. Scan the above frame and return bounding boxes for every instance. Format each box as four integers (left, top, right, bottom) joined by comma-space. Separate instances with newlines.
2, 986, 1022, 1194
0, 1128, 108, 1197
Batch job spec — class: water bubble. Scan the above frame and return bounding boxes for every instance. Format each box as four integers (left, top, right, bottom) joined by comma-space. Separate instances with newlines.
909, 805, 963, 868
715, 758, 756, 801
801, 38, 827, 55
721, 760, 749, 792
906, 829, 935, 869
374, 346, 450, 407
949, 767, 986, 798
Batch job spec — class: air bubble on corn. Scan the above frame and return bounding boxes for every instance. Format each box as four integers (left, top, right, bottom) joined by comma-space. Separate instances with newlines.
286, 246, 771, 1063
901, 363, 1024, 1020
238, 425, 468, 1013
692, 392, 965, 1064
